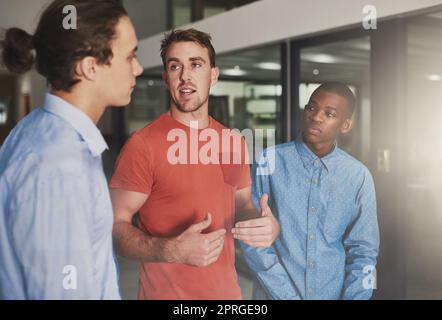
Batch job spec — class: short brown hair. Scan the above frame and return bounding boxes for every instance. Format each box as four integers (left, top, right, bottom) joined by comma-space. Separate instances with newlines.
160, 28, 216, 69
0, 0, 127, 91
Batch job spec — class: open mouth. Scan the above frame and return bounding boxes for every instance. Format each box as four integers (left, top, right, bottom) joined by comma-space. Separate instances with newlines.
179, 87, 197, 96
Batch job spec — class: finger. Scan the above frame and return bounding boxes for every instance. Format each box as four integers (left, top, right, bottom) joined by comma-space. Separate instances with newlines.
205, 254, 221, 266
189, 213, 212, 233
207, 240, 224, 261
260, 194, 270, 216
239, 240, 271, 248
208, 236, 224, 252
234, 216, 271, 229
233, 233, 271, 242
205, 228, 226, 242
232, 225, 270, 236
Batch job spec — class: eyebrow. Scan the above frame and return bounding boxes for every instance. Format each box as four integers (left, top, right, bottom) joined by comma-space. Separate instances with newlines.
166, 57, 180, 64
308, 100, 338, 111
189, 57, 206, 63
166, 56, 206, 64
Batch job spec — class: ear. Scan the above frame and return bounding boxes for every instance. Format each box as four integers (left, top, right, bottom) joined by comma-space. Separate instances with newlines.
75, 57, 99, 82
340, 118, 353, 134
210, 67, 219, 88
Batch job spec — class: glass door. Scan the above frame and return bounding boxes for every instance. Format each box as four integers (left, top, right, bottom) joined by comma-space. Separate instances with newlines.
293, 33, 371, 163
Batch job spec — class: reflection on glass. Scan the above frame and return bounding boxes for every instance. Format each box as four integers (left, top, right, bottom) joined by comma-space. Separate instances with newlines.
203, 0, 258, 18
0, 99, 8, 125
172, 0, 192, 27
404, 11, 442, 299
123, 0, 168, 39
203, 6, 226, 19
126, 77, 168, 134
300, 37, 371, 162
213, 44, 282, 159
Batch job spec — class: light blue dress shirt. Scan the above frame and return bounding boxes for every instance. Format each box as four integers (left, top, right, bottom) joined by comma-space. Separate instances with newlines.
241, 139, 379, 300
0, 94, 120, 300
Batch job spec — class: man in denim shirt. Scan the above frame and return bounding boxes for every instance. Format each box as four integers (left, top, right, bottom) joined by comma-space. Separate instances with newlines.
239, 82, 379, 300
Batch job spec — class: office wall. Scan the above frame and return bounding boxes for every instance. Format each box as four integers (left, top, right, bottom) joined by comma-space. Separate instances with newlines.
0, 0, 49, 32
138, 0, 442, 69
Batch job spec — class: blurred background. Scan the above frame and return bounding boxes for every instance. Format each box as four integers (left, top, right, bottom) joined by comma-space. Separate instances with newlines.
1, 0, 442, 299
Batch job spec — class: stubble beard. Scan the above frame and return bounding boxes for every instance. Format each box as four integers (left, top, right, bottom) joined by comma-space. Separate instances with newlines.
173, 94, 209, 114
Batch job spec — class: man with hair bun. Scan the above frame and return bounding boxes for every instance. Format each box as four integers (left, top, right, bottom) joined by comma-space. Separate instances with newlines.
0, 0, 143, 299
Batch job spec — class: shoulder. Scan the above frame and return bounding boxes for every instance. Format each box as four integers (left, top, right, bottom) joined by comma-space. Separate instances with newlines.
335, 148, 374, 182
5, 145, 94, 202
264, 141, 297, 160
254, 142, 298, 172
2, 109, 92, 177
210, 116, 233, 131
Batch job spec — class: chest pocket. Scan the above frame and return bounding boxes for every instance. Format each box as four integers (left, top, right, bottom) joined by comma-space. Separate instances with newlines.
320, 194, 356, 243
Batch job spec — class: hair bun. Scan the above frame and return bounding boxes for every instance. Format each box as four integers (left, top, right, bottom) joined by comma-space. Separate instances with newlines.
1, 27, 35, 74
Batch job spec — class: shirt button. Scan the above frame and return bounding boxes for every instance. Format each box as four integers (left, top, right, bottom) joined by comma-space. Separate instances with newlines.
308, 289, 314, 295
310, 207, 316, 213
309, 262, 315, 269
309, 234, 315, 240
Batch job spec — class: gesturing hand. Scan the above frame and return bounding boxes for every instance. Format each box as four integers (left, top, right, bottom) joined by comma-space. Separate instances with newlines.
232, 194, 280, 248
172, 213, 226, 267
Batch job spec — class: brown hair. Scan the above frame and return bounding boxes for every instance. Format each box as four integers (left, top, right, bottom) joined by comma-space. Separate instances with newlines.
160, 28, 216, 69
0, 0, 127, 91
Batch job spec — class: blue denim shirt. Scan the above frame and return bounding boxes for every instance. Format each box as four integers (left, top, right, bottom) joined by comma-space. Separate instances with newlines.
240, 139, 379, 300
0, 94, 120, 299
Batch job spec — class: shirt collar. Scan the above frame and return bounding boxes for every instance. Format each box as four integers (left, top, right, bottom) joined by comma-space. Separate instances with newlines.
42, 93, 108, 157
295, 135, 339, 172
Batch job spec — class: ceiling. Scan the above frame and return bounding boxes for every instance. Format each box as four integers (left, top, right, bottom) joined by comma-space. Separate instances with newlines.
143, 11, 442, 86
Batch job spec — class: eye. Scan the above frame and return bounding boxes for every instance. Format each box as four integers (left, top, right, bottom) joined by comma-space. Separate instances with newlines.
326, 111, 336, 118
192, 62, 202, 68
306, 105, 315, 111
169, 64, 181, 71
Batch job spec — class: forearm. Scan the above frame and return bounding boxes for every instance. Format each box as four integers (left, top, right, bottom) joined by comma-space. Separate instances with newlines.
240, 243, 300, 300
341, 244, 378, 300
113, 221, 177, 263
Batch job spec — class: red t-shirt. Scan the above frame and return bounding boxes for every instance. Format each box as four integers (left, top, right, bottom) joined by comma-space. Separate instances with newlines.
110, 113, 251, 300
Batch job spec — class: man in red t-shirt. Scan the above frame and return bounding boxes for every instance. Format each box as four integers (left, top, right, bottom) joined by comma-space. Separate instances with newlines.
110, 29, 280, 300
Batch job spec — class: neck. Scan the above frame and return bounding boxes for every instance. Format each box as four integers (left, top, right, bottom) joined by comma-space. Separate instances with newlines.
169, 104, 210, 129
302, 137, 335, 158
52, 89, 106, 125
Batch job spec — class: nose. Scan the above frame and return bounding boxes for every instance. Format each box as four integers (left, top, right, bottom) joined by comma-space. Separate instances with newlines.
180, 66, 191, 82
310, 109, 324, 123
133, 58, 144, 77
